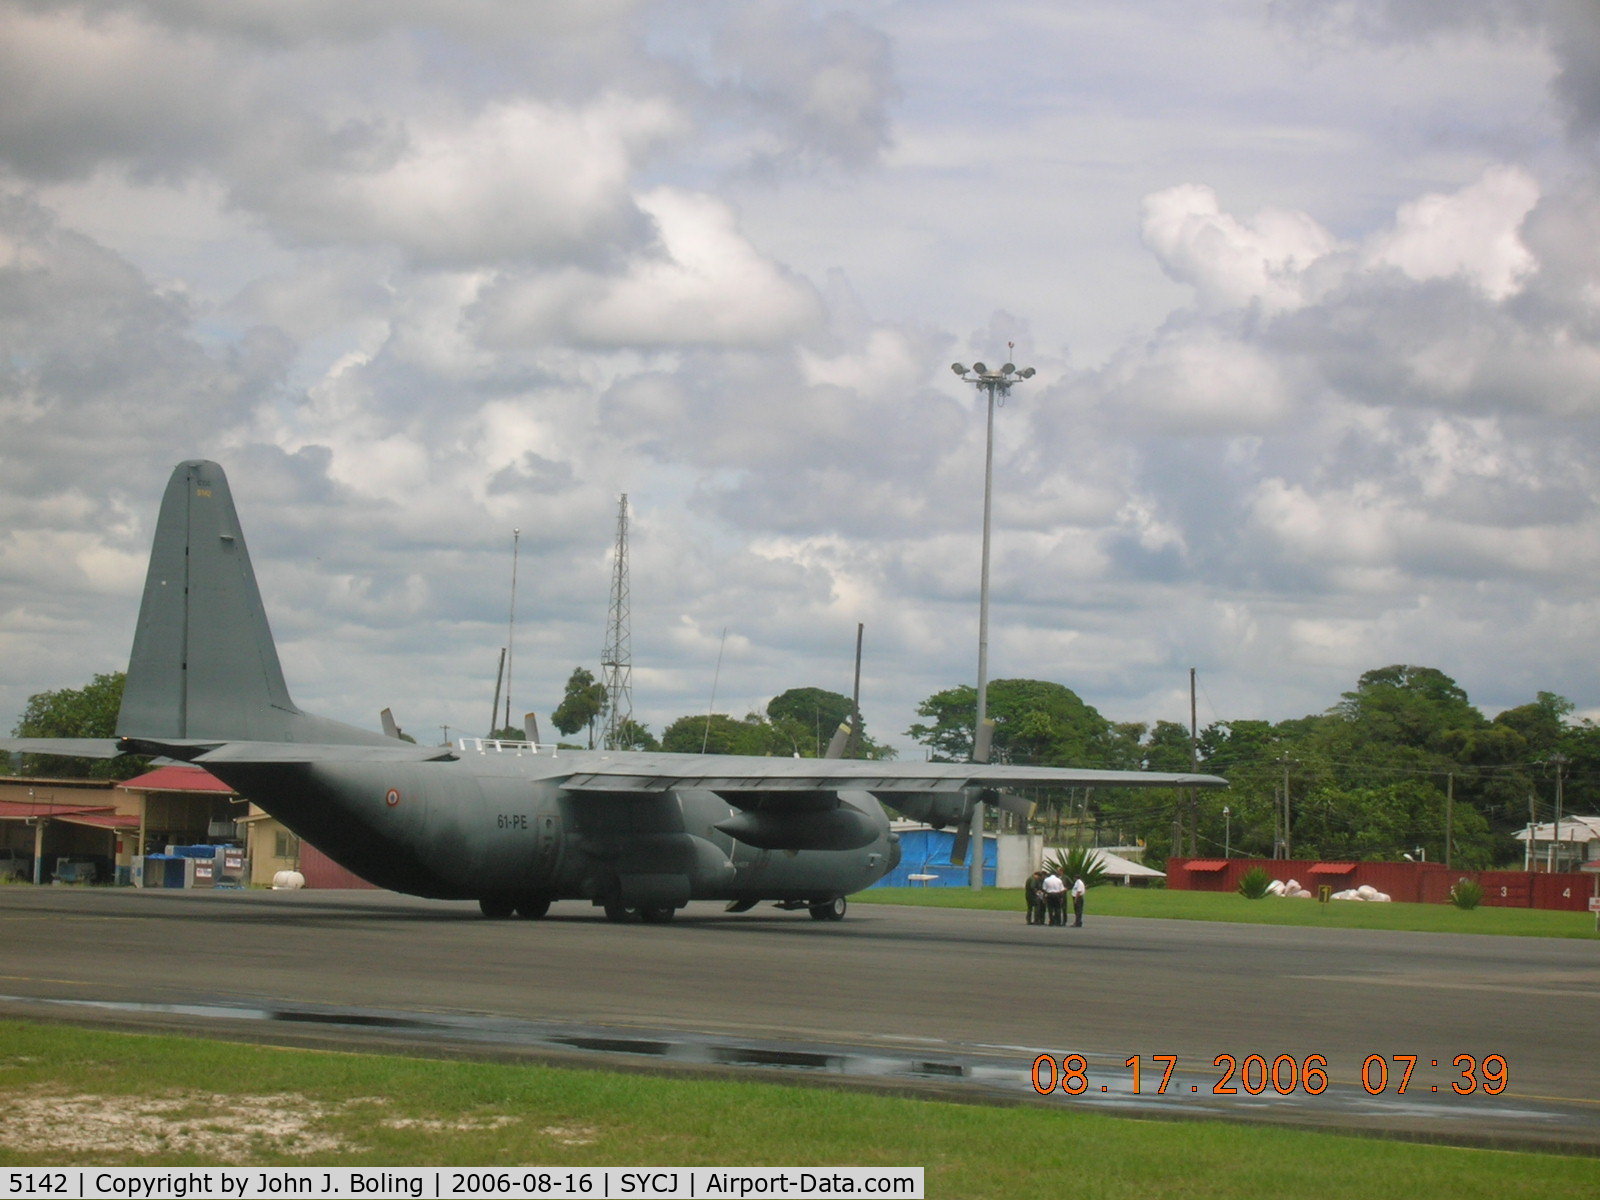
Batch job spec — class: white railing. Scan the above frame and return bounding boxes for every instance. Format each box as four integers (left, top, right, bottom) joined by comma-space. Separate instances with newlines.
456, 738, 558, 756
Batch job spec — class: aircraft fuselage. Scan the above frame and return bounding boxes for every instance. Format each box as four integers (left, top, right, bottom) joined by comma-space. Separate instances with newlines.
207, 747, 900, 913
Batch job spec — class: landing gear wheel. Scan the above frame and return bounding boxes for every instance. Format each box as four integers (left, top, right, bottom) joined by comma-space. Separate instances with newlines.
478, 897, 515, 919
638, 905, 676, 924
603, 902, 635, 923
515, 898, 551, 919
808, 897, 847, 921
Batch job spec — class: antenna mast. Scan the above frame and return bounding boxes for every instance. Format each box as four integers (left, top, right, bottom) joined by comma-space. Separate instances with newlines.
504, 528, 520, 732
600, 494, 634, 750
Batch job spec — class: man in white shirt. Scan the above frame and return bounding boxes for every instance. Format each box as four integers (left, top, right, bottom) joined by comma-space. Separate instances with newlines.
1071, 876, 1087, 927
1041, 870, 1066, 926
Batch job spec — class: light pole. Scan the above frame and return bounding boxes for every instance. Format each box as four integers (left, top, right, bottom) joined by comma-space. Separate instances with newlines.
951, 357, 1035, 888
1223, 805, 1231, 859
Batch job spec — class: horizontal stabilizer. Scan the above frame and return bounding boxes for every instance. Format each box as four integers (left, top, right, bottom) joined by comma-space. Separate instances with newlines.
0, 737, 125, 760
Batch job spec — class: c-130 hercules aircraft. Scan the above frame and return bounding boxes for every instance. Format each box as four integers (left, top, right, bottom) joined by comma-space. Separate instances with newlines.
5, 461, 1226, 922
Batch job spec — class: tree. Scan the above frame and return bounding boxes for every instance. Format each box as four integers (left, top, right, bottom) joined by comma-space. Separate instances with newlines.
610, 717, 659, 752
550, 667, 608, 749
11, 671, 145, 780
1334, 664, 1485, 753
660, 712, 770, 755
766, 686, 893, 759
767, 687, 856, 755
906, 679, 1115, 766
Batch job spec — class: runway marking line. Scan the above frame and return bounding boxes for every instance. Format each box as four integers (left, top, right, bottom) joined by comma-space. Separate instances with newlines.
1292, 973, 1600, 1000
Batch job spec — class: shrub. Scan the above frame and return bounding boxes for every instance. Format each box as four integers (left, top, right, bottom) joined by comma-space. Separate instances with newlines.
1449, 878, 1483, 910
1236, 866, 1272, 899
1044, 846, 1109, 888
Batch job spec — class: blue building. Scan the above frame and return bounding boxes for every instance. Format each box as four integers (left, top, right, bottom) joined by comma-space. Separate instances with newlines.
872, 826, 996, 888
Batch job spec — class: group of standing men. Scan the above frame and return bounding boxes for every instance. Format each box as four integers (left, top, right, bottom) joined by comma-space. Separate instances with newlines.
1025, 868, 1085, 927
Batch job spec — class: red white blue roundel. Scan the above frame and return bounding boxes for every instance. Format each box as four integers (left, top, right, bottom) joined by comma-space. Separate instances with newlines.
385, 787, 401, 807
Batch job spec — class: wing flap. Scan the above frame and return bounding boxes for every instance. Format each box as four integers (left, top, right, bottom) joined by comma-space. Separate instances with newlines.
191, 740, 458, 764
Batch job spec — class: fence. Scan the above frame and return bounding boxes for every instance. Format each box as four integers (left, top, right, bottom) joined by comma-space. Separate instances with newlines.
1166, 857, 1592, 912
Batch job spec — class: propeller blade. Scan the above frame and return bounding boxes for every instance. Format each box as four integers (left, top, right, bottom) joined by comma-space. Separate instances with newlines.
823, 722, 852, 759
949, 818, 971, 867
523, 712, 541, 744
988, 788, 1034, 819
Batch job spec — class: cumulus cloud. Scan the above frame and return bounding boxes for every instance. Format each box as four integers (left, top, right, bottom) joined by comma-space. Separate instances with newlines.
1275, 0, 1600, 149
1141, 183, 1338, 313
474, 188, 822, 347
707, 4, 898, 170
1364, 165, 1540, 299
6, 0, 1600, 753
236, 98, 683, 267
1087, 322, 1297, 433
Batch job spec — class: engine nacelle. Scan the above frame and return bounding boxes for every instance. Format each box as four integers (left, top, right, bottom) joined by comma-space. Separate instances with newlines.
714, 807, 881, 851
879, 791, 970, 829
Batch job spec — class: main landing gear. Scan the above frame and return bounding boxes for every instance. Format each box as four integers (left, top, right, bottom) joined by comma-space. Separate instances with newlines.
478, 896, 551, 919
807, 897, 847, 921
603, 903, 677, 923
768, 896, 849, 921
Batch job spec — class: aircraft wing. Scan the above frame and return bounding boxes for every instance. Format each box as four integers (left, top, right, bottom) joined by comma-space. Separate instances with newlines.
556, 755, 1224, 851
560, 755, 1227, 798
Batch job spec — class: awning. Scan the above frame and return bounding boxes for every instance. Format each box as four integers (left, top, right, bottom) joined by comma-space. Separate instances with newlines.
1309, 862, 1356, 874
0, 799, 117, 820
1183, 859, 1229, 872
54, 812, 141, 831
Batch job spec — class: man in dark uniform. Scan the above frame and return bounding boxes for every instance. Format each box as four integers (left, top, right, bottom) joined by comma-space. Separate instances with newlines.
1024, 869, 1046, 924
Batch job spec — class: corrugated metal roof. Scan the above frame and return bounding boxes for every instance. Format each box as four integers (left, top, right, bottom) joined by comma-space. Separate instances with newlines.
118, 765, 234, 794
1512, 816, 1600, 843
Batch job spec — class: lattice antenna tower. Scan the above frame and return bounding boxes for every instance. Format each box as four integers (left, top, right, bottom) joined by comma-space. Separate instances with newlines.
600, 494, 633, 750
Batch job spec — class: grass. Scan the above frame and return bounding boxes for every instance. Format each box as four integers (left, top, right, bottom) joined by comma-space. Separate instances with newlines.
856, 885, 1600, 938
0, 1020, 1591, 1197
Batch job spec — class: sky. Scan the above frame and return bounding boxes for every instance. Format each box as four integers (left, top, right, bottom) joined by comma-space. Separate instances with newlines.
3, 0, 1599, 756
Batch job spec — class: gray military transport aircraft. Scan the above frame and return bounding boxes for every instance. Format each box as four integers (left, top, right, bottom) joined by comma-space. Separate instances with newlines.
3, 461, 1226, 922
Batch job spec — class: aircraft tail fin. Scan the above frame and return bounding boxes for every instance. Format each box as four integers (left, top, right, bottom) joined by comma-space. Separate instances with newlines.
117, 460, 383, 746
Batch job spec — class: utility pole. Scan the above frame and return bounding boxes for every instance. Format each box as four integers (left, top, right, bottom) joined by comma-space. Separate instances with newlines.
600, 495, 633, 750
1188, 666, 1199, 857
1275, 754, 1294, 859
504, 528, 520, 732
847, 622, 864, 759
1445, 772, 1454, 869
950, 355, 1035, 888
1549, 752, 1569, 872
